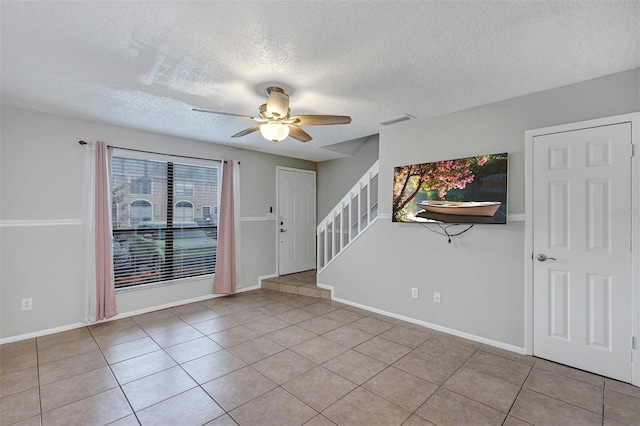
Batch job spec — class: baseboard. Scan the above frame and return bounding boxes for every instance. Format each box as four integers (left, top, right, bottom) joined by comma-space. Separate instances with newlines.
318, 282, 525, 355
0, 286, 261, 345
0, 322, 87, 345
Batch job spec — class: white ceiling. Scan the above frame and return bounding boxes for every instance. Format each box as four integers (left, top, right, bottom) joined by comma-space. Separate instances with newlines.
1, 1, 639, 162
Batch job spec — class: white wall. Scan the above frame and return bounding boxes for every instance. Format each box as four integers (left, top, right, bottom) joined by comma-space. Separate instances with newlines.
0, 106, 315, 340
318, 68, 640, 349
316, 135, 379, 219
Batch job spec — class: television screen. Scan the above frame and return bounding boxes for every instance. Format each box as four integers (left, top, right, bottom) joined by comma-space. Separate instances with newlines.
393, 153, 508, 224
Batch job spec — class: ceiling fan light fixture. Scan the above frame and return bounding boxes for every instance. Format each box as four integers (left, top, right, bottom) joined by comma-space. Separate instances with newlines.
260, 122, 290, 142
266, 87, 289, 118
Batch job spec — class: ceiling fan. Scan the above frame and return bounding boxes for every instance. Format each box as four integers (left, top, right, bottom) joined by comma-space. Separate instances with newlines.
193, 86, 351, 143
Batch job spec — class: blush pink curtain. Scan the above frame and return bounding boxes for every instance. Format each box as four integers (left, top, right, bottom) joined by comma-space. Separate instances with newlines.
95, 141, 118, 319
213, 160, 236, 294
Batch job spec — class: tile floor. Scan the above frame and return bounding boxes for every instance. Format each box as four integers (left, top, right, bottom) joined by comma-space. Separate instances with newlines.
1, 272, 640, 426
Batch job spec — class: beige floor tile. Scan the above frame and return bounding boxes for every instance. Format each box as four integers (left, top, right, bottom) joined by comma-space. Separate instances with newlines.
292, 337, 349, 364
38, 349, 107, 386
297, 316, 343, 334
10, 414, 42, 426
181, 349, 247, 384
323, 350, 387, 385
402, 415, 437, 426
226, 309, 270, 325
244, 316, 291, 335
510, 389, 602, 426
415, 333, 479, 364
41, 387, 132, 426
479, 344, 536, 366
283, 366, 357, 412
323, 325, 374, 348
90, 322, 148, 349
102, 337, 161, 364
110, 349, 176, 384
502, 416, 533, 426
229, 387, 316, 426
0, 339, 37, 375
464, 350, 533, 387
36, 327, 91, 350
257, 302, 296, 315
277, 308, 317, 324
606, 378, 640, 399
204, 413, 241, 426
136, 387, 224, 425
202, 365, 277, 411
368, 312, 403, 325
304, 414, 336, 426
604, 388, 640, 425
324, 387, 411, 426
349, 316, 394, 335
320, 308, 364, 325
524, 368, 604, 414
534, 358, 605, 388
443, 366, 520, 413
265, 325, 317, 348
121, 365, 197, 411
107, 414, 140, 425
393, 349, 462, 385
227, 336, 286, 364
164, 336, 222, 363
40, 365, 118, 412
191, 316, 239, 335
0, 366, 38, 398
379, 325, 434, 348
37, 335, 99, 365
354, 336, 412, 365
149, 325, 204, 348
299, 302, 340, 316
417, 388, 506, 426
209, 326, 261, 348
363, 366, 438, 412
252, 349, 316, 384
0, 387, 40, 425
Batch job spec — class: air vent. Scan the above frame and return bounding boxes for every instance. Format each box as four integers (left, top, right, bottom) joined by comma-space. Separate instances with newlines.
377, 114, 415, 126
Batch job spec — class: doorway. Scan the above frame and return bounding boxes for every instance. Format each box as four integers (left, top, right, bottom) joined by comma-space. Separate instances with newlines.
525, 113, 639, 384
277, 167, 316, 276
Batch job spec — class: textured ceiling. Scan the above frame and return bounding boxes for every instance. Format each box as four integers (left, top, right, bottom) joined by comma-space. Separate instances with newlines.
1, 1, 639, 161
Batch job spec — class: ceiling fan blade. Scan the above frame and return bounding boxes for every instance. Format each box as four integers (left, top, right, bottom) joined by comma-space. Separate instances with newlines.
192, 108, 257, 120
231, 124, 261, 138
290, 115, 352, 125
287, 125, 313, 142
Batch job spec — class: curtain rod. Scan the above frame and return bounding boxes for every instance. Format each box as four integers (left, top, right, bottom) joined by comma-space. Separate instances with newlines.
78, 141, 239, 164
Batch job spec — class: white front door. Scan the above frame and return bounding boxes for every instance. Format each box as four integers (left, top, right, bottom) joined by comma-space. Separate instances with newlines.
277, 168, 316, 275
532, 122, 633, 382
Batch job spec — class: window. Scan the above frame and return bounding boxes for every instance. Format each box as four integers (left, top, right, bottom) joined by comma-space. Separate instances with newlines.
174, 201, 194, 221
175, 180, 194, 196
111, 154, 219, 289
129, 200, 152, 227
130, 177, 152, 195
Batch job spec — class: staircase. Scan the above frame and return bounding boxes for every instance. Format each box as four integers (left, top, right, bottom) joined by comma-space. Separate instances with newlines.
317, 160, 379, 273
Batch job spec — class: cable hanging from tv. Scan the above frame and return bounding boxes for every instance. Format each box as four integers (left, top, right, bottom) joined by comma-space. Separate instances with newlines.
420, 223, 474, 243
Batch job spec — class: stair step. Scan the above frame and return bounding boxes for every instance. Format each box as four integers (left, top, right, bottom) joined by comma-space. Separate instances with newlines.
261, 270, 330, 299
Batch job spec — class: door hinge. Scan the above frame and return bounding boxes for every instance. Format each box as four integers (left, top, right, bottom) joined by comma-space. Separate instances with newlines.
632, 144, 635, 158
633, 336, 637, 350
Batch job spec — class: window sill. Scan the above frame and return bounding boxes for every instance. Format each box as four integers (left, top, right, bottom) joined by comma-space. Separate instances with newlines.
114, 273, 214, 294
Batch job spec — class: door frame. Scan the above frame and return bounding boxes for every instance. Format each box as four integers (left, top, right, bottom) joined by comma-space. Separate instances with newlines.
275, 166, 317, 276
524, 112, 640, 385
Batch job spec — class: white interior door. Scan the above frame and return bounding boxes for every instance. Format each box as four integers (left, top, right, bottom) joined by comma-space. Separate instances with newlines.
532, 122, 633, 382
277, 168, 316, 275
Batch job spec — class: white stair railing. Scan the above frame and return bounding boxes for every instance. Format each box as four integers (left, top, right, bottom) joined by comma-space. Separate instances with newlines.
317, 160, 379, 272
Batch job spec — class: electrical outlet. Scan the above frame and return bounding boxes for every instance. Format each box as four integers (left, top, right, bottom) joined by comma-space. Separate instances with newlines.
411, 287, 419, 299
433, 292, 441, 303
21, 298, 33, 311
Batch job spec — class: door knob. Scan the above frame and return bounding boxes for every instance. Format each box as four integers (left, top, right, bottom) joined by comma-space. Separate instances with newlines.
280, 229, 287, 233
536, 254, 556, 262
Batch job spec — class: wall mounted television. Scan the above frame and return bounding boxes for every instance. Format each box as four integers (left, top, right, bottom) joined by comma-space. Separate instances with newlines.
393, 152, 508, 224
